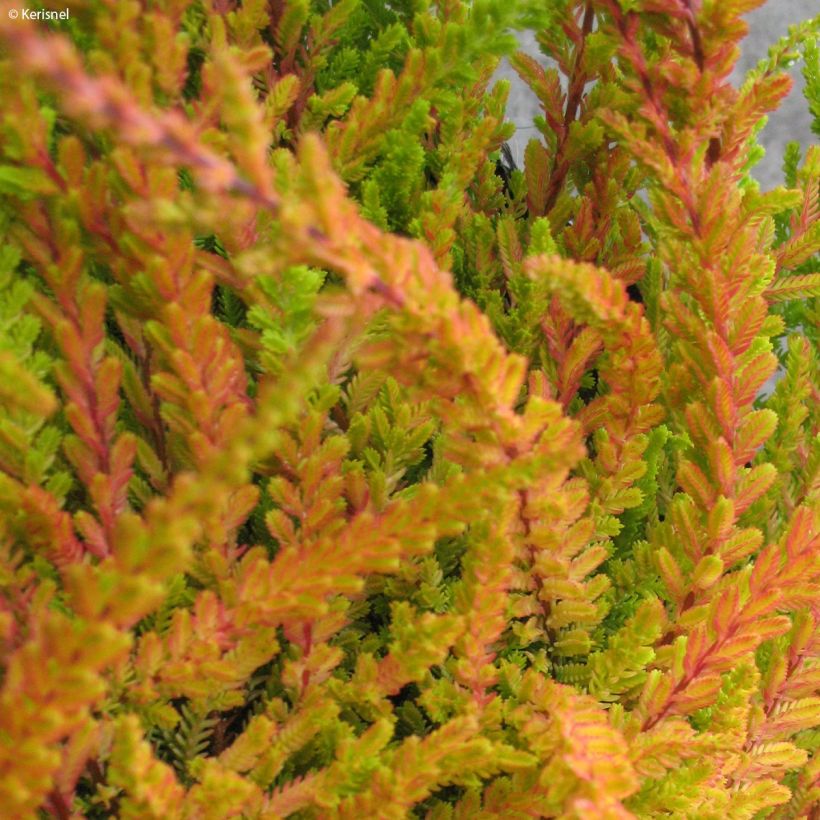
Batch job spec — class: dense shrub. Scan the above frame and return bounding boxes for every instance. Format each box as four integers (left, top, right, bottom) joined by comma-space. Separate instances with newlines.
0, 1, 818, 817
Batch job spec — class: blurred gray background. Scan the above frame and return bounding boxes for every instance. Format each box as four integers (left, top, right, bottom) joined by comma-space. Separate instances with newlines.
497, 2, 818, 189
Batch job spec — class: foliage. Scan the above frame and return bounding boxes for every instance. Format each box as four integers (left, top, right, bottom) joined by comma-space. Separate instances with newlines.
0, 0, 818, 817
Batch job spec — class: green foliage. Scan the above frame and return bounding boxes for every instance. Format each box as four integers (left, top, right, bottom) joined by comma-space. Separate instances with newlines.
0, 1, 818, 818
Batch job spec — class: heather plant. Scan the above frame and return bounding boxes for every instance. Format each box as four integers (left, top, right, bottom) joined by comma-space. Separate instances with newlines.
0, 1, 818, 818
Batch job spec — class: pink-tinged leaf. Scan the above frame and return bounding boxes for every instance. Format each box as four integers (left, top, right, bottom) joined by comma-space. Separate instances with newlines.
735, 409, 778, 463
709, 377, 736, 440
525, 139, 551, 217
63, 434, 99, 486
734, 464, 777, 515
74, 510, 109, 558
766, 273, 820, 302
110, 433, 137, 514
671, 673, 723, 713
784, 668, 820, 700
110, 432, 137, 480
709, 632, 760, 672
151, 372, 190, 406
728, 296, 767, 354
670, 495, 703, 562
711, 586, 740, 640
22, 486, 86, 566
749, 543, 781, 597
759, 698, 820, 741
743, 589, 782, 626
569, 544, 609, 580
763, 653, 788, 706
779, 582, 820, 611
89, 472, 114, 525
684, 401, 719, 450
635, 404, 665, 431
743, 742, 808, 777
120, 357, 154, 429
775, 205, 820, 271
704, 331, 735, 383
706, 496, 735, 546
79, 281, 107, 349
224, 484, 260, 534
170, 348, 204, 392
783, 506, 818, 560
707, 438, 736, 496
692, 555, 724, 590
95, 357, 123, 431
62, 401, 101, 459
787, 612, 815, 658
54, 321, 93, 389
510, 54, 564, 134
657, 548, 686, 601
530, 679, 639, 801
752, 616, 792, 642
720, 527, 763, 566
683, 625, 710, 679
54, 719, 99, 799
558, 327, 603, 408
664, 292, 703, 343
630, 717, 698, 778
677, 460, 716, 510
265, 508, 297, 549
734, 351, 778, 407
721, 73, 792, 161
